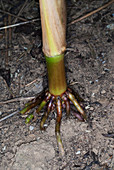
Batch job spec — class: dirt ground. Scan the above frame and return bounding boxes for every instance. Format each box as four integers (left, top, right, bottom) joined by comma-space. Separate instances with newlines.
0, 0, 114, 169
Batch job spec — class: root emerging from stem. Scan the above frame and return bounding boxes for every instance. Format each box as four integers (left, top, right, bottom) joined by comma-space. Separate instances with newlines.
20, 87, 86, 156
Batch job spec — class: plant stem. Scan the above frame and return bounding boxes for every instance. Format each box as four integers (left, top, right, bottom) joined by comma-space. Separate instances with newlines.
39, 0, 66, 57
39, 0, 67, 96
45, 54, 67, 96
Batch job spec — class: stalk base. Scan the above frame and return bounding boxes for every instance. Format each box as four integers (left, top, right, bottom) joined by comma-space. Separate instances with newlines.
20, 88, 86, 156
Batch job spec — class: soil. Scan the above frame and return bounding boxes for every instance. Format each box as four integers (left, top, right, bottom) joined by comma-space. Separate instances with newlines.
0, 0, 114, 169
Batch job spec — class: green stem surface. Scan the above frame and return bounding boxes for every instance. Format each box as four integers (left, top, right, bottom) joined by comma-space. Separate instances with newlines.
45, 54, 67, 96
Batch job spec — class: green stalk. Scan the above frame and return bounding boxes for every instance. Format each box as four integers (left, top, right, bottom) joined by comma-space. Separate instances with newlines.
45, 54, 67, 96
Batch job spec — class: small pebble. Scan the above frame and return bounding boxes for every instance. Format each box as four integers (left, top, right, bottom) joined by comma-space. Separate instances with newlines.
101, 53, 105, 57
101, 90, 106, 94
15, 72, 18, 78
85, 105, 90, 109
85, 130, 91, 133
24, 46, 28, 50
91, 93, 95, 97
10, 73, 13, 78
102, 61, 106, 64
37, 137, 40, 141
89, 107, 94, 111
93, 148, 98, 155
2, 146, 6, 151
102, 71, 105, 75
17, 69, 20, 73
43, 124, 48, 127
89, 81, 94, 84
0, 111, 2, 115
106, 24, 114, 30
20, 90, 23, 94
29, 125, 34, 131
76, 151, 81, 155
95, 79, 98, 82
8, 51, 11, 56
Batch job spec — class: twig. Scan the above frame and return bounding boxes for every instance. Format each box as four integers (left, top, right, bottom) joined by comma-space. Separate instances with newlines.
13, 0, 28, 24
0, 9, 27, 21
68, 0, 114, 25
8, 15, 12, 61
0, 96, 35, 105
2, 0, 112, 31
25, 78, 38, 87
8, 15, 12, 45
69, 81, 78, 86
0, 18, 39, 30
0, 110, 19, 122
4, 17, 8, 67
